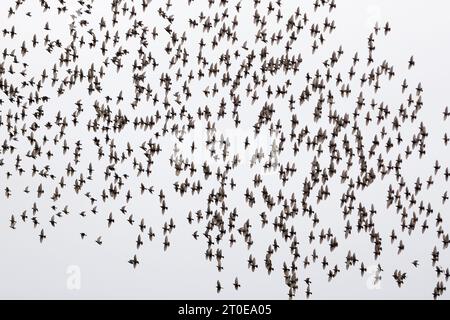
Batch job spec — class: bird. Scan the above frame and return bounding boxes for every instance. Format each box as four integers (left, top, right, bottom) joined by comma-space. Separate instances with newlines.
128, 254, 139, 268
9, 215, 16, 229
39, 229, 46, 243
233, 277, 241, 290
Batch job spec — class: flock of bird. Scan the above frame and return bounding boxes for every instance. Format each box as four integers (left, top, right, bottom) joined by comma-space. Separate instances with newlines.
1, 0, 449, 299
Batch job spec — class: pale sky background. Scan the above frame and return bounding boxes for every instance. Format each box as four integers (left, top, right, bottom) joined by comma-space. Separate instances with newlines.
0, 0, 449, 299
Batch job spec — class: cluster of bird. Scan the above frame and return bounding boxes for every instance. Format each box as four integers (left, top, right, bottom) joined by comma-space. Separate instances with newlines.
1, 0, 449, 299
